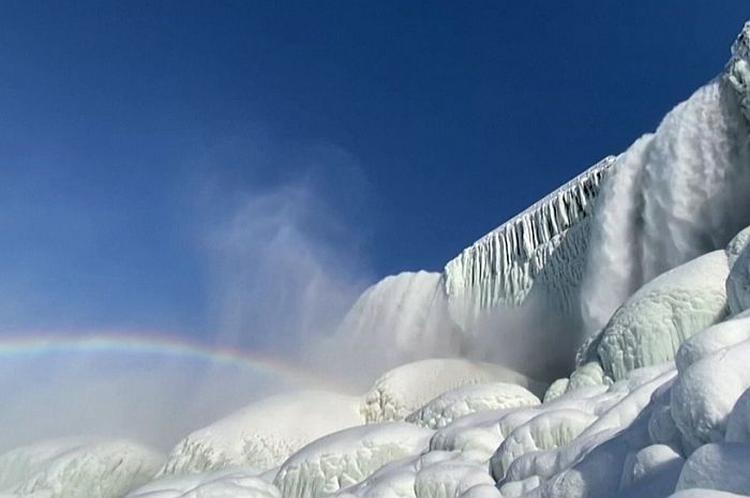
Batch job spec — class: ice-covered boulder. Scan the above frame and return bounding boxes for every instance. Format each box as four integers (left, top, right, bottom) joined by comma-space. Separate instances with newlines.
126, 468, 280, 498
413, 452, 494, 498
725, 388, 750, 443
361, 359, 543, 424
675, 443, 750, 495
675, 312, 750, 372
619, 444, 684, 494
274, 422, 433, 498
489, 409, 597, 481
161, 391, 363, 475
406, 382, 540, 429
0, 438, 163, 498
726, 244, 750, 315
668, 491, 749, 498
725, 226, 750, 268
671, 340, 750, 452
596, 251, 729, 380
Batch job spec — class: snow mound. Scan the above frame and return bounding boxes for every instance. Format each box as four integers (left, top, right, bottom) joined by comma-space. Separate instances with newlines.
361, 359, 544, 424
0, 438, 163, 498
405, 383, 540, 429
671, 340, 750, 452
675, 443, 750, 495
126, 468, 280, 498
161, 391, 362, 476
596, 250, 729, 380
274, 422, 433, 498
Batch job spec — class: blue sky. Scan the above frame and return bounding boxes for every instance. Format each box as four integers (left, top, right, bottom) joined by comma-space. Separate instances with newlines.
1, 2, 748, 342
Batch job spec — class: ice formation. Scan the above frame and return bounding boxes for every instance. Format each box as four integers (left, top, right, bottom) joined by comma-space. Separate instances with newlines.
0, 438, 163, 498
273, 422, 433, 498
126, 468, 281, 498
443, 156, 615, 328
594, 250, 729, 380
360, 359, 544, 424
160, 391, 363, 475
405, 383, 540, 429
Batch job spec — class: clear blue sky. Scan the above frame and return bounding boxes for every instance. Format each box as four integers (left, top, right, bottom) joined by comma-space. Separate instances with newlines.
1, 2, 748, 340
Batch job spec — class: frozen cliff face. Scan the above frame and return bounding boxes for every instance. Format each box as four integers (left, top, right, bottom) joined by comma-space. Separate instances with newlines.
580, 27, 750, 333
0, 438, 163, 498
727, 21, 750, 122
443, 156, 615, 331
161, 391, 362, 476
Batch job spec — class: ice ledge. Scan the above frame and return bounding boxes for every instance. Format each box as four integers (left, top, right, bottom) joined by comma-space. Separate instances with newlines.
443, 155, 616, 326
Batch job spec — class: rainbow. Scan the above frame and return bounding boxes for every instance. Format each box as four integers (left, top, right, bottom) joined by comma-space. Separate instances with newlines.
0, 331, 345, 390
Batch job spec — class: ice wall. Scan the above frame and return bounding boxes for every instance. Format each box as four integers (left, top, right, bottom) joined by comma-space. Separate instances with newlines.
443, 156, 615, 330
580, 23, 750, 332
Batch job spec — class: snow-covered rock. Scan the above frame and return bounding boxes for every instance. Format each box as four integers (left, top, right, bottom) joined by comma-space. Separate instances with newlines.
406, 383, 540, 429
675, 312, 750, 372
161, 391, 363, 475
361, 359, 543, 424
0, 438, 163, 498
274, 423, 433, 498
671, 340, 750, 452
413, 453, 494, 498
126, 468, 280, 498
595, 251, 729, 380
725, 226, 750, 268
489, 409, 596, 481
675, 443, 750, 495
727, 243, 750, 315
